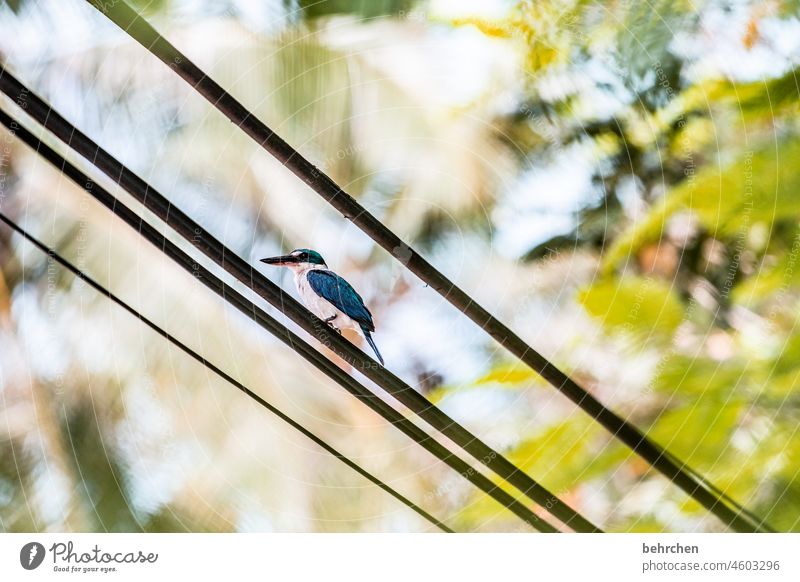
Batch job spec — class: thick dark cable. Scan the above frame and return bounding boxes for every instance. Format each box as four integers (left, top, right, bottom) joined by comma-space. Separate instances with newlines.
79, 0, 770, 533
0, 212, 455, 533
0, 107, 568, 533
0, 70, 599, 532
659, 448, 774, 532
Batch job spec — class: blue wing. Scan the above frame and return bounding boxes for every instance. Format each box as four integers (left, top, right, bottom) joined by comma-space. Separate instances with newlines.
307, 270, 375, 331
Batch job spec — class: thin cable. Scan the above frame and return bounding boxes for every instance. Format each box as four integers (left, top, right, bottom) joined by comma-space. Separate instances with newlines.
0, 106, 569, 533
0, 69, 600, 532
79, 0, 770, 533
0, 212, 455, 533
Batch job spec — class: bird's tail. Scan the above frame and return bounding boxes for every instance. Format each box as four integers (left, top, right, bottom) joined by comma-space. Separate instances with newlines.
361, 325, 384, 366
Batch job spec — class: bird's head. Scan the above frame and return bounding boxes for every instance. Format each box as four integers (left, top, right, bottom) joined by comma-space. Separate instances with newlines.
260, 248, 326, 270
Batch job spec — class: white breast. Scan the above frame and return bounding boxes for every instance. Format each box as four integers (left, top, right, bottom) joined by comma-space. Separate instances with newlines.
292, 266, 361, 333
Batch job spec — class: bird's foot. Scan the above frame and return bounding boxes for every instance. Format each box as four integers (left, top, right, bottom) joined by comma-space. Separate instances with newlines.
323, 316, 342, 335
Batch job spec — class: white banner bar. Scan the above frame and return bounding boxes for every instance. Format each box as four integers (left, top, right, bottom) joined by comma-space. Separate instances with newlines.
1, 533, 797, 581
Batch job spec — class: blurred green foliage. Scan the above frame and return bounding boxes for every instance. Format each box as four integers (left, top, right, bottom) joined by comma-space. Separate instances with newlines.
579, 277, 685, 340
297, 0, 416, 20
436, 0, 800, 531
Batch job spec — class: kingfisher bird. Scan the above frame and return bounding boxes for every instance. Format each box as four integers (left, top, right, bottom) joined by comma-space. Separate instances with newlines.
260, 249, 384, 365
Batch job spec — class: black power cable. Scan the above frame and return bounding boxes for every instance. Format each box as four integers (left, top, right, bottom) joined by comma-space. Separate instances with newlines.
0, 69, 600, 532
79, 0, 771, 533
0, 106, 572, 533
0, 212, 455, 533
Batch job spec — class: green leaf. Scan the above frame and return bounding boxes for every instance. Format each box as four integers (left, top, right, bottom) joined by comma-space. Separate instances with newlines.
475, 362, 539, 385
653, 355, 751, 396
579, 276, 685, 339
649, 397, 746, 468
732, 254, 800, 306
681, 141, 800, 237
509, 420, 629, 492
600, 194, 685, 274
704, 69, 800, 117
